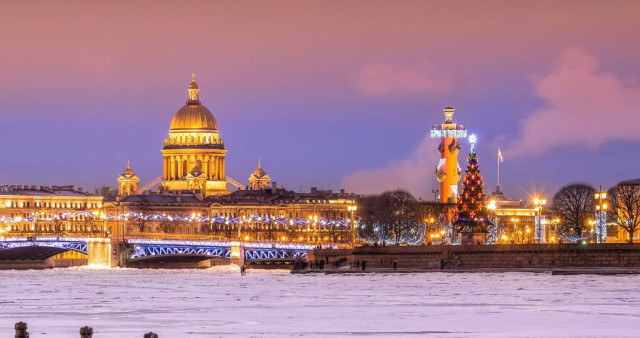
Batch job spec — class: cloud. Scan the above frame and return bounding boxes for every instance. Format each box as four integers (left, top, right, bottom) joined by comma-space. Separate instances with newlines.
350, 61, 451, 95
341, 135, 439, 198
507, 47, 640, 156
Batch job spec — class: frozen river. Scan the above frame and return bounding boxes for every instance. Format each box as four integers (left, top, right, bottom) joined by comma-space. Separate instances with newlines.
1, 267, 639, 337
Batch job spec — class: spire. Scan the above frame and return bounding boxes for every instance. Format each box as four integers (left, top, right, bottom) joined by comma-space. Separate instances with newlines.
187, 73, 200, 104
122, 160, 135, 176
258, 158, 262, 169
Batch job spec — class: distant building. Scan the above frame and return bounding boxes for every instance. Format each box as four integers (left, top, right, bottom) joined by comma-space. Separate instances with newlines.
488, 186, 537, 243
248, 160, 271, 190
117, 161, 139, 196
0, 185, 104, 235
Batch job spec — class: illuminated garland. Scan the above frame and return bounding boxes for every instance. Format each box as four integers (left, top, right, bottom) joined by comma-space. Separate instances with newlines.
0, 212, 355, 229
357, 221, 426, 245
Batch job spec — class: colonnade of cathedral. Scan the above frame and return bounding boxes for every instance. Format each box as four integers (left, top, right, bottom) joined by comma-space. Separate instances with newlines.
162, 155, 225, 180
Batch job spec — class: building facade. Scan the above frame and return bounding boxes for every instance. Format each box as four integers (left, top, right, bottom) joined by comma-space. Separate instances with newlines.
0, 185, 105, 236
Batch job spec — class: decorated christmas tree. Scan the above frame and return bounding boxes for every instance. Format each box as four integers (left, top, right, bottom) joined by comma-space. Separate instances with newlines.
455, 135, 492, 234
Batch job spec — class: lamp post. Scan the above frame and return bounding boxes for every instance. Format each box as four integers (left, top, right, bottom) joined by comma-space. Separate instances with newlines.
432, 189, 439, 202
533, 195, 547, 243
121, 204, 126, 242
488, 199, 497, 243
238, 215, 245, 241
594, 186, 608, 244
510, 218, 519, 243
348, 205, 357, 248
308, 214, 319, 245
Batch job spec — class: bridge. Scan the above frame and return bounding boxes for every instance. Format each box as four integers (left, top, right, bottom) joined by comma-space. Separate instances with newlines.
0, 237, 316, 268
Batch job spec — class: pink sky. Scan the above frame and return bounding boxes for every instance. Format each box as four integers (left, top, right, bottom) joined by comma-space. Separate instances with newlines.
1, 1, 639, 199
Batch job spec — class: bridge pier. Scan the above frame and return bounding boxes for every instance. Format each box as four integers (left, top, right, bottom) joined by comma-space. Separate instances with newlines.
87, 238, 112, 267
230, 243, 245, 267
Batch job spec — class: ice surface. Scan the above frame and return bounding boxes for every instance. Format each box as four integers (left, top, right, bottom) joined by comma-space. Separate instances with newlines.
1, 268, 639, 337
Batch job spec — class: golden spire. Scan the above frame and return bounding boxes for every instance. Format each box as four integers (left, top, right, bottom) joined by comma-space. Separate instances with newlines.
127, 160, 131, 170
258, 158, 262, 169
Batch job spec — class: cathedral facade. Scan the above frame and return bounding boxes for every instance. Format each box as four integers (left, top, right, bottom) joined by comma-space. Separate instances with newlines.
161, 74, 228, 196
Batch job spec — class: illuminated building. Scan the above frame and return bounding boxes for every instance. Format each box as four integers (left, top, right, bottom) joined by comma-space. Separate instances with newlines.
0, 185, 104, 235
431, 107, 467, 203
249, 160, 271, 190
99, 75, 358, 244
161, 74, 228, 196
488, 187, 538, 243
117, 161, 139, 196
0, 75, 357, 245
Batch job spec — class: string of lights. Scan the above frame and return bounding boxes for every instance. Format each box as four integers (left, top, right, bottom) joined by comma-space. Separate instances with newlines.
0, 212, 355, 228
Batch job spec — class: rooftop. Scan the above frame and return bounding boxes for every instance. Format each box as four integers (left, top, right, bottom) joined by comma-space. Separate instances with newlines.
0, 185, 96, 197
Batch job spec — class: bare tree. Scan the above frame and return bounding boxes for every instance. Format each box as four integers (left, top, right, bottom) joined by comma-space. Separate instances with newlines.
608, 182, 640, 243
95, 185, 116, 198
551, 183, 596, 241
357, 190, 426, 245
52, 218, 66, 236
159, 218, 177, 234
130, 201, 152, 234
420, 202, 454, 233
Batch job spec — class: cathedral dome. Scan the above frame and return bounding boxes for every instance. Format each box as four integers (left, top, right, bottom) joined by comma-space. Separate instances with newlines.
170, 104, 217, 131
169, 73, 218, 131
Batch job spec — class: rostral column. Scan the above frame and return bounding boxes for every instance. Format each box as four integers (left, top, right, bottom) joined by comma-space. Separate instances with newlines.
431, 107, 467, 203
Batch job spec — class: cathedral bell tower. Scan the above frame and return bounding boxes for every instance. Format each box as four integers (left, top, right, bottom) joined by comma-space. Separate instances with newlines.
248, 159, 271, 190
161, 74, 229, 196
117, 161, 140, 196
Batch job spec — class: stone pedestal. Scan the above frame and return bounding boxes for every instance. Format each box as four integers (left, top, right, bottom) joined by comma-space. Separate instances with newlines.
460, 232, 487, 245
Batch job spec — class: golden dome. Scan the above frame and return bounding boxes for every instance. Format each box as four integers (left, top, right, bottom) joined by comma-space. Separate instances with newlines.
252, 159, 267, 177
121, 160, 136, 178
170, 104, 218, 131
169, 74, 218, 131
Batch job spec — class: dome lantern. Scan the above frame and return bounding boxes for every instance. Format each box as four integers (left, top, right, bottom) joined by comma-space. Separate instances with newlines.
168, 74, 218, 131
187, 73, 200, 104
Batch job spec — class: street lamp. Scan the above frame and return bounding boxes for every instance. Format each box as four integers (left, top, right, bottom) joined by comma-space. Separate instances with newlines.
510, 217, 519, 243
488, 200, 497, 242
348, 205, 357, 247
533, 195, 547, 243
594, 186, 608, 244
432, 189, 439, 202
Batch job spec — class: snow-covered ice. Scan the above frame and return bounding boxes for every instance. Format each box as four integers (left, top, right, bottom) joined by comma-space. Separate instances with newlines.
1, 267, 639, 337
